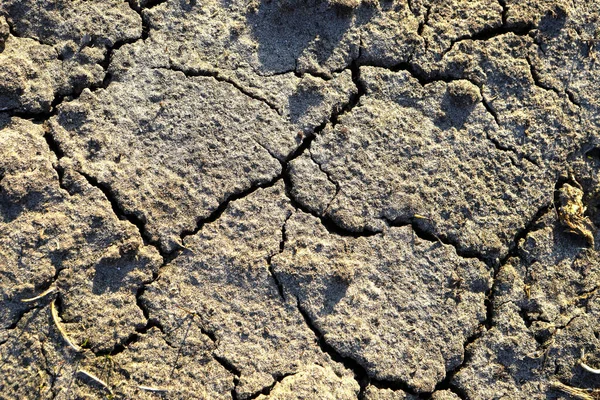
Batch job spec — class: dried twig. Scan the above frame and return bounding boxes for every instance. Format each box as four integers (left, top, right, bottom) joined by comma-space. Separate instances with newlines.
550, 381, 599, 400
138, 385, 168, 393
21, 286, 57, 303
76, 369, 112, 394
581, 349, 600, 374
51, 299, 82, 352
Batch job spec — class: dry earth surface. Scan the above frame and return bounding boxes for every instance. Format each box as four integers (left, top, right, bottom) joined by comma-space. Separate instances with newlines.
1, 0, 600, 399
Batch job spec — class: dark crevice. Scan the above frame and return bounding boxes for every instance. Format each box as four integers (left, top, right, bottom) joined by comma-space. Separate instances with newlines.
417, 5, 431, 36
456, 20, 533, 44
266, 214, 292, 302
431, 200, 552, 394
4, 0, 146, 122
440, 13, 533, 61
389, 62, 455, 86
380, 215, 488, 265
498, 0, 508, 26
526, 56, 581, 108
487, 202, 552, 332
213, 355, 241, 400
384, 61, 538, 173
247, 372, 296, 399
282, 89, 381, 238
77, 170, 151, 247
294, 298, 423, 396
480, 94, 540, 167
282, 60, 383, 239
43, 130, 69, 192
182, 60, 369, 243
2, 16, 49, 46
124, 0, 168, 39
161, 65, 281, 114
179, 176, 283, 242
309, 150, 341, 210
565, 89, 581, 108
500, 201, 552, 270
76, 166, 183, 348
97, 318, 164, 357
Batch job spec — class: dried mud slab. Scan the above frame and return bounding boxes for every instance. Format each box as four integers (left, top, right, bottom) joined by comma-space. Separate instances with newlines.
419, 33, 582, 169
0, 0, 141, 48
409, 0, 503, 64
2, 0, 600, 398
112, 326, 235, 399
0, 116, 161, 353
1, 306, 101, 399
49, 57, 355, 252
0, 0, 142, 114
453, 207, 600, 399
362, 387, 461, 400
272, 211, 491, 392
141, 183, 357, 398
254, 364, 359, 400
291, 66, 552, 259
0, 16, 104, 114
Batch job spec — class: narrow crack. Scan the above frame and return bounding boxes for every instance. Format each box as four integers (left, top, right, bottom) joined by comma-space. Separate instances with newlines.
498, 0, 508, 26
213, 355, 241, 400
77, 171, 152, 248
480, 92, 540, 167
179, 176, 284, 243
309, 149, 341, 214
42, 134, 69, 199
279, 59, 387, 240
161, 65, 281, 115
430, 200, 552, 395
2, 16, 51, 47
266, 214, 293, 303
294, 298, 423, 396
42, 122, 186, 360
247, 372, 296, 399
417, 4, 432, 37
439, 9, 533, 61
3, 0, 147, 121
525, 56, 581, 108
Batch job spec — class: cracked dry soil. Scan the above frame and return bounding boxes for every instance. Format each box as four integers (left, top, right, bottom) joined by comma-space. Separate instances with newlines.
1, 0, 600, 399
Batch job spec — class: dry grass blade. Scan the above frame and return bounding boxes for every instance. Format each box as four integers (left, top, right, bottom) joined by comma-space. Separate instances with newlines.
580, 349, 600, 374
51, 299, 83, 352
138, 385, 168, 393
76, 370, 113, 394
550, 381, 599, 400
21, 286, 57, 303
581, 361, 600, 374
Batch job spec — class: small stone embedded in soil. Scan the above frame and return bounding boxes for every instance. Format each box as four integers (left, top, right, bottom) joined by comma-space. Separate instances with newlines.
272, 211, 491, 392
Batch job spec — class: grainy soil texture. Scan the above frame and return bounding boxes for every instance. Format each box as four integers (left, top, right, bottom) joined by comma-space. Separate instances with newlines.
1, 0, 600, 399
